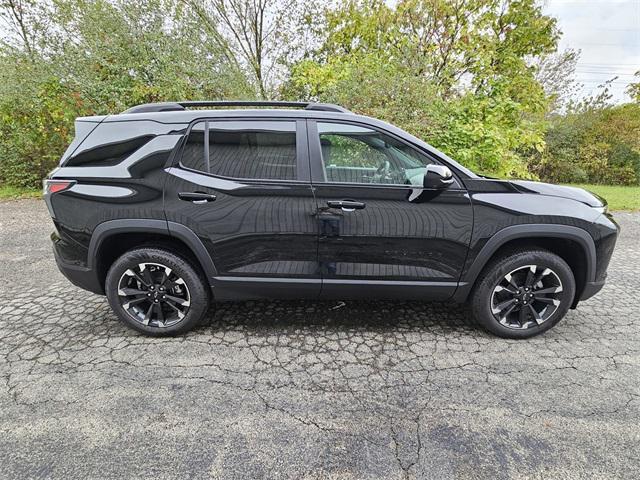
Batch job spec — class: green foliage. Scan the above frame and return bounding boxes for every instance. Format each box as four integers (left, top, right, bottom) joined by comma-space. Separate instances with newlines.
531, 104, 640, 185
0, 51, 85, 187
50, 0, 253, 112
0, 185, 41, 200
0, 0, 638, 189
284, 0, 555, 178
627, 71, 640, 103
0, 0, 252, 188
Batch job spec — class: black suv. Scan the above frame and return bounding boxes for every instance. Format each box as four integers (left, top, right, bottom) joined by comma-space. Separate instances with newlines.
45, 101, 619, 338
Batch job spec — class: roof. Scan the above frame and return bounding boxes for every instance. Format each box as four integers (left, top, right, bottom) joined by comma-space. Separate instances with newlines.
105, 101, 360, 125
107, 108, 359, 124
91, 100, 476, 179
121, 100, 350, 115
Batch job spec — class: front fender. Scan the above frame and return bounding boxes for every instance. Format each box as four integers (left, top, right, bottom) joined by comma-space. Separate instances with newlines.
451, 224, 596, 302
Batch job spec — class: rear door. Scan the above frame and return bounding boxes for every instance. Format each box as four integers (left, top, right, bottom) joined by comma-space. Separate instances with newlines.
307, 119, 473, 300
164, 118, 320, 300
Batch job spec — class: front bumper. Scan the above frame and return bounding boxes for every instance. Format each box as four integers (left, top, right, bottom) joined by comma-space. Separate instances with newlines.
579, 279, 606, 301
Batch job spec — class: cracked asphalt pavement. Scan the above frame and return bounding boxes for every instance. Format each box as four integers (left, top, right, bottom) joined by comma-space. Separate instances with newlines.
1, 199, 639, 479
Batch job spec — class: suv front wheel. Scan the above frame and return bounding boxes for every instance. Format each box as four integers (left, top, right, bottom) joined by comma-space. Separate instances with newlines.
105, 248, 210, 335
471, 249, 576, 339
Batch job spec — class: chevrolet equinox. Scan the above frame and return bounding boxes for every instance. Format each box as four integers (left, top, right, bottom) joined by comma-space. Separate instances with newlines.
44, 101, 619, 338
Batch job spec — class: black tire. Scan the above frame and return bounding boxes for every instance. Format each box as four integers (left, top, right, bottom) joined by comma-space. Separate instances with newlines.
470, 249, 576, 339
105, 248, 209, 336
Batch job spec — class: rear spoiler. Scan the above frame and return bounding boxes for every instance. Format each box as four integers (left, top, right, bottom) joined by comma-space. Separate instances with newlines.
58, 116, 108, 166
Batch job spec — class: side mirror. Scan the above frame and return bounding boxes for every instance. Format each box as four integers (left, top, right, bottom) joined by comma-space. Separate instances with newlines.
423, 164, 454, 189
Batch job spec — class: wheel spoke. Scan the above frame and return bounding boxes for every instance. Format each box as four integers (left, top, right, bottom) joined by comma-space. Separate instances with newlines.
164, 294, 190, 307
504, 273, 519, 290
532, 268, 551, 288
491, 264, 564, 330
123, 297, 147, 309
160, 267, 173, 286
143, 303, 154, 326
536, 296, 560, 306
534, 286, 562, 295
118, 262, 190, 328
492, 298, 516, 315
124, 269, 150, 287
501, 303, 518, 320
165, 300, 181, 313
155, 303, 165, 326
494, 284, 517, 295
527, 304, 542, 325
524, 265, 536, 287
141, 267, 154, 286
519, 306, 528, 325
119, 288, 147, 297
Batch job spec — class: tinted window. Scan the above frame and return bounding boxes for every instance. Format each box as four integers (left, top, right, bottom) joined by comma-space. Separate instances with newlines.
317, 122, 431, 186
181, 121, 297, 180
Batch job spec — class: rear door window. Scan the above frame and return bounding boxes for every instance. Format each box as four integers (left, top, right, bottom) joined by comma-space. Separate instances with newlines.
181, 120, 298, 181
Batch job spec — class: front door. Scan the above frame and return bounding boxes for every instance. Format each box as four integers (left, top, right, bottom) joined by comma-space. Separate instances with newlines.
164, 118, 320, 300
307, 120, 473, 300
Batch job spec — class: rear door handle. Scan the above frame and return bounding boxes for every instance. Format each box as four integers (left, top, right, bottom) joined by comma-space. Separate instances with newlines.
178, 192, 217, 204
326, 200, 366, 211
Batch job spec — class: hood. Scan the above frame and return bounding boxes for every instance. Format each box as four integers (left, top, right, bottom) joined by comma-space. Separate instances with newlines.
510, 180, 606, 208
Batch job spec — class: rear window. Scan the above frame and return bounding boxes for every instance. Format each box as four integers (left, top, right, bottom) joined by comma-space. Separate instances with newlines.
180, 120, 297, 180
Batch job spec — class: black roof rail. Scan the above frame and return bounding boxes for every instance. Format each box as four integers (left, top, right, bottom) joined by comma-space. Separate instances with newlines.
305, 103, 351, 113
121, 102, 185, 114
121, 100, 350, 114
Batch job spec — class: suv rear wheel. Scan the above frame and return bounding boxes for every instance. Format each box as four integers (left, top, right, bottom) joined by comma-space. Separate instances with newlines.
105, 248, 209, 335
471, 249, 576, 339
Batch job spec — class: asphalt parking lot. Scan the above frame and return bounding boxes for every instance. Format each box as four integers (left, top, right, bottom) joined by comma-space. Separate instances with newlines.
1, 199, 639, 479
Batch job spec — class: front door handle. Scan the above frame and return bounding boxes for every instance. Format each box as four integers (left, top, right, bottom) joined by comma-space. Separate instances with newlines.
178, 192, 217, 204
326, 199, 366, 211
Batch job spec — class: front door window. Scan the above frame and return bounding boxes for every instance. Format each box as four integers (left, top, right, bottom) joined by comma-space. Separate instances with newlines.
317, 122, 430, 187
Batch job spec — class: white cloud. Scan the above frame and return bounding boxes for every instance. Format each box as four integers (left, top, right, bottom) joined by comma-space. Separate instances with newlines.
544, 0, 640, 103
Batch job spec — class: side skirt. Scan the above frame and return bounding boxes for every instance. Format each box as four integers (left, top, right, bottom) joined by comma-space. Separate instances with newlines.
211, 276, 321, 301
211, 276, 460, 302
320, 279, 458, 301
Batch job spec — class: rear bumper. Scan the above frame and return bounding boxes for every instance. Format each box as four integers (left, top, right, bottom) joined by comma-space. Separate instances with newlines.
52, 234, 104, 295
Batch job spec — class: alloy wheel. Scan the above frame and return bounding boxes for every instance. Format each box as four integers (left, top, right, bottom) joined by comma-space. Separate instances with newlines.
117, 262, 191, 328
490, 265, 564, 330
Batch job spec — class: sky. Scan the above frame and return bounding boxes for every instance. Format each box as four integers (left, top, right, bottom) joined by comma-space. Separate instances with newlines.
543, 0, 640, 103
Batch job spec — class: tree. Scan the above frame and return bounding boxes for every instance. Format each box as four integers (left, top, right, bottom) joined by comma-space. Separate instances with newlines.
628, 71, 640, 103
534, 49, 580, 113
0, 0, 636, 189
50, 0, 252, 111
284, 0, 560, 178
0, 0, 253, 188
182, 0, 306, 98
0, 0, 44, 55
530, 102, 640, 185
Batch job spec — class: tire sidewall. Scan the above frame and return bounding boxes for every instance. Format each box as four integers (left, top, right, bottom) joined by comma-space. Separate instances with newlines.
472, 250, 576, 339
105, 248, 209, 336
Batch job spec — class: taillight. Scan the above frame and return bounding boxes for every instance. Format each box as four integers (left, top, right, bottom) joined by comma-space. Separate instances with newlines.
44, 179, 76, 195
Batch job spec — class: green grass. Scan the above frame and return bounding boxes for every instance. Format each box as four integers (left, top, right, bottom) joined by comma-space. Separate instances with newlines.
567, 184, 640, 212
0, 185, 41, 200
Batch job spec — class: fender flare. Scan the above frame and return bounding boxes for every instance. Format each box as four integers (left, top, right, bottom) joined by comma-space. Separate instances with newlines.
88, 219, 217, 280
452, 224, 596, 302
